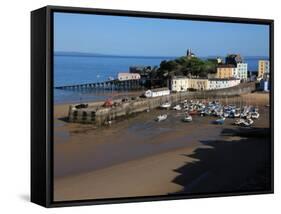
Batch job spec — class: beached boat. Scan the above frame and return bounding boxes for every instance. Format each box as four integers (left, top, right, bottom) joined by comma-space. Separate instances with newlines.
181, 99, 188, 104
223, 112, 229, 118
247, 118, 254, 125
160, 102, 171, 109
234, 118, 254, 127
251, 112, 260, 119
241, 118, 254, 127
214, 116, 225, 125
156, 114, 167, 122
182, 114, 192, 122
173, 104, 182, 111
234, 112, 240, 118
246, 113, 252, 119
234, 118, 245, 125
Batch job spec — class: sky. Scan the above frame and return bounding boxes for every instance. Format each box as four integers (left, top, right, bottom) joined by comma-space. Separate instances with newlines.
54, 12, 270, 57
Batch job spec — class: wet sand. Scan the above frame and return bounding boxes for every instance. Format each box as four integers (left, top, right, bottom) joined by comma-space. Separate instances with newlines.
53, 92, 271, 201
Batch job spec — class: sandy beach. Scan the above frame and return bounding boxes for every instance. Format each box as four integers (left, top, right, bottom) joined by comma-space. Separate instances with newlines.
53, 92, 271, 201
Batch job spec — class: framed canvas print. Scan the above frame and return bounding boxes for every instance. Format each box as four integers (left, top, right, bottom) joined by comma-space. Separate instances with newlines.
31, 5, 274, 207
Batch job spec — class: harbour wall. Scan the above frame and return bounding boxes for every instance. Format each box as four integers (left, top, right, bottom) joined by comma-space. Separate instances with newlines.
68, 82, 256, 125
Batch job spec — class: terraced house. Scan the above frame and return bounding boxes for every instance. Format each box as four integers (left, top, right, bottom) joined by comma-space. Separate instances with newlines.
258, 60, 270, 78
209, 78, 240, 90
216, 64, 235, 78
234, 63, 248, 80
170, 76, 240, 92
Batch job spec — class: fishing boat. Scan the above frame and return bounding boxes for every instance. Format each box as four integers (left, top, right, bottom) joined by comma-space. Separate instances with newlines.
223, 112, 229, 118
234, 118, 245, 125
182, 114, 192, 122
229, 111, 240, 118
251, 112, 260, 119
173, 104, 182, 111
214, 116, 225, 125
234, 112, 240, 118
241, 118, 254, 127
246, 113, 252, 119
156, 114, 167, 122
247, 118, 254, 125
160, 102, 171, 109
181, 99, 188, 104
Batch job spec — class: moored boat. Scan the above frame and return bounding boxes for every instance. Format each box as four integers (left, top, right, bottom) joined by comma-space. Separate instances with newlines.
156, 114, 167, 122
160, 102, 171, 109
182, 114, 192, 122
214, 116, 225, 125
234, 118, 245, 125
173, 104, 182, 111
251, 112, 260, 119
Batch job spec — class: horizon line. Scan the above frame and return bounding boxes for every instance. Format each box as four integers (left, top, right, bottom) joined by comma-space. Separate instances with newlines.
54, 51, 269, 59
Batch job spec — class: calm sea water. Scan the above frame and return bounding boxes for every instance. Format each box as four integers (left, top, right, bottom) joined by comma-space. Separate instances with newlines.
54, 55, 267, 104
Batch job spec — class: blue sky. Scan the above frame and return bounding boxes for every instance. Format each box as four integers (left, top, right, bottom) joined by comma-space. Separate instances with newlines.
54, 12, 270, 57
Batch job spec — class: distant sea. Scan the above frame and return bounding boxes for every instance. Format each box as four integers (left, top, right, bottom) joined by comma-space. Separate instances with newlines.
54, 53, 268, 104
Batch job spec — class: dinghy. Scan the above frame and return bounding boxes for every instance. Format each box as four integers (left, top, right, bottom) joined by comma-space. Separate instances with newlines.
182, 114, 192, 122
214, 116, 225, 125
156, 114, 167, 122
160, 102, 171, 109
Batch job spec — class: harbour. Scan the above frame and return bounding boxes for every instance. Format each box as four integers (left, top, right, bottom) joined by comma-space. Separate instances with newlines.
66, 82, 256, 125
53, 50, 271, 201
53, 92, 270, 200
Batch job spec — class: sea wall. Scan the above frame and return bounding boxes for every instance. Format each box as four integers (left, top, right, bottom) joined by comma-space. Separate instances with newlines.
68, 82, 256, 125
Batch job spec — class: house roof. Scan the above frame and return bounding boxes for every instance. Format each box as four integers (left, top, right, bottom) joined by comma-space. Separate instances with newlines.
217, 64, 235, 68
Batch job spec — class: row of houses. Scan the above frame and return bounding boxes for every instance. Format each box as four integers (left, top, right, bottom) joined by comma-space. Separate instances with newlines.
170, 76, 240, 92
214, 54, 248, 80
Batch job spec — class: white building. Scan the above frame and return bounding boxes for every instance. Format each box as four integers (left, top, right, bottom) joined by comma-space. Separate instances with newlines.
234, 63, 248, 80
209, 78, 240, 90
170, 76, 240, 92
117, 72, 141, 81
170, 77, 189, 92
144, 88, 170, 98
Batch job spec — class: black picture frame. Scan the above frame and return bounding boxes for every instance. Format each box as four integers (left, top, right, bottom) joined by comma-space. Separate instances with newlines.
31, 5, 274, 208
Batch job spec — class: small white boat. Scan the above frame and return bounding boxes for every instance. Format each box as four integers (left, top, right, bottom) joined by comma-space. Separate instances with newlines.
241, 118, 254, 127
246, 113, 252, 119
181, 99, 188, 104
214, 116, 225, 125
182, 114, 192, 122
173, 104, 182, 111
234, 118, 245, 125
223, 112, 229, 118
247, 118, 254, 125
251, 112, 260, 119
160, 102, 171, 109
156, 114, 167, 122
234, 112, 240, 118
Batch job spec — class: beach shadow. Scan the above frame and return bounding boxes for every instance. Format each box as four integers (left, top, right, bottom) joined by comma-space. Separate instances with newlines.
170, 128, 271, 195
57, 116, 69, 122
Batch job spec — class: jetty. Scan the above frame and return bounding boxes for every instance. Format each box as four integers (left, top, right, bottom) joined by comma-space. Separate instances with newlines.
54, 79, 141, 90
